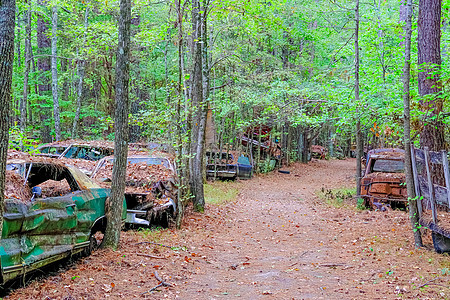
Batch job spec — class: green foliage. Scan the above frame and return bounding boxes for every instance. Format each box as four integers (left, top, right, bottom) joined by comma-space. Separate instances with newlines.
8, 125, 39, 151
9, 0, 450, 155
317, 187, 355, 208
356, 198, 367, 210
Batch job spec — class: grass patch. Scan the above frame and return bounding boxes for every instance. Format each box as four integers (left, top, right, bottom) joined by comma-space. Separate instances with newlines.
317, 187, 355, 208
204, 181, 240, 205
136, 226, 165, 242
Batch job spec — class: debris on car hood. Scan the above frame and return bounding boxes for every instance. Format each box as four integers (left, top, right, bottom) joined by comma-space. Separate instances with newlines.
5, 170, 32, 202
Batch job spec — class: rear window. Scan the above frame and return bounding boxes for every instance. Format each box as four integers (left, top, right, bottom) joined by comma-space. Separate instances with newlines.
371, 159, 404, 173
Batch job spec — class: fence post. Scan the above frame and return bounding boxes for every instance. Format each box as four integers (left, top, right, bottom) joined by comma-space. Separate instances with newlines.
410, 145, 422, 217
441, 150, 450, 208
424, 147, 437, 224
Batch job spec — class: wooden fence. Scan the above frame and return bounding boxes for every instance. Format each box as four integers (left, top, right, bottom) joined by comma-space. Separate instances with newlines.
411, 146, 450, 238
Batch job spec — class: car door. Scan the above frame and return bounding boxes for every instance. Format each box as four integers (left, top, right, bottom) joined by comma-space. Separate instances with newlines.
19, 163, 79, 266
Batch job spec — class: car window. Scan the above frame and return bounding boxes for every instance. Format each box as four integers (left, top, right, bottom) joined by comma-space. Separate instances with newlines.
26, 163, 81, 198
48, 146, 66, 154
371, 159, 404, 173
65, 146, 113, 161
64, 146, 77, 158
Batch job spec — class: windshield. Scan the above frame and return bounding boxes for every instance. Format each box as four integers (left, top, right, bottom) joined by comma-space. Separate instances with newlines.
6, 163, 25, 176
371, 159, 404, 173
64, 146, 112, 161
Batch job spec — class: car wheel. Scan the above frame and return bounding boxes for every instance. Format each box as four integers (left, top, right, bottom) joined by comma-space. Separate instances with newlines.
362, 196, 371, 208
84, 230, 104, 256
432, 232, 450, 254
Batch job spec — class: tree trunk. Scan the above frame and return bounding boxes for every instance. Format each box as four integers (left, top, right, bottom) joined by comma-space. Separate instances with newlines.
418, 0, 445, 151
175, 0, 185, 229
403, 0, 423, 248
0, 0, 15, 241
37, 0, 52, 142
200, 0, 210, 183
16, 10, 21, 67
51, 5, 61, 140
103, 0, 130, 250
302, 127, 309, 163
355, 0, 363, 196
189, 0, 205, 212
20, 5, 31, 138
72, 7, 89, 138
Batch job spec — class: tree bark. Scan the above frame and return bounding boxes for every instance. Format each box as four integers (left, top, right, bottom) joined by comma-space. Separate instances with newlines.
51, 5, 61, 140
37, 0, 52, 142
103, 0, 130, 250
355, 0, 363, 196
72, 7, 89, 138
175, 0, 185, 229
418, 0, 445, 151
189, 0, 205, 212
403, 0, 423, 248
20, 4, 31, 138
0, 0, 15, 242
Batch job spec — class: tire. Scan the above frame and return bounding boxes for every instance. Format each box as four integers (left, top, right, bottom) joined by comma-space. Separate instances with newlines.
84, 231, 104, 256
432, 232, 450, 254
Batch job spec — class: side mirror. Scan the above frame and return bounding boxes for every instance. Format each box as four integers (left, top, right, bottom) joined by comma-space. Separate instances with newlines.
31, 186, 42, 201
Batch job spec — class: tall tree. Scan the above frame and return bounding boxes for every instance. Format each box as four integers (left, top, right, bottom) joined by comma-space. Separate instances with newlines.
403, 0, 423, 248
103, 0, 131, 249
0, 0, 15, 242
175, 0, 186, 229
72, 6, 89, 138
51, 5, 61, 140
188, 0, 206, 212
20, 2, 32, 138
418, 0, 445, 151
355, 0, 363, 196
37, 0, 52, 142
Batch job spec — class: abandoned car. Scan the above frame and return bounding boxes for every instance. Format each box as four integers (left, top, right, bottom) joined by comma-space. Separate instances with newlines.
206, 151, 252, 180
91, 155, 177, 227
360, 148, 407, 209
37, 141, 114, 161
311, 145, 328, 160
1, 158, 125, 284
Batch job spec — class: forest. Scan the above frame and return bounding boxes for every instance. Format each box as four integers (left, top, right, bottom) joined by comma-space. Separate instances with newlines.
0, 0, 450, 297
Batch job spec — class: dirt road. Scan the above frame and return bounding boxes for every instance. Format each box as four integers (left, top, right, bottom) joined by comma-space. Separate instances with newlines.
7, 159, 449, 299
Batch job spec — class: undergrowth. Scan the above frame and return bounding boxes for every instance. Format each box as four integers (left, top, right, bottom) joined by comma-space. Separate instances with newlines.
317, 187, 356, 208
204, 181, 240, 205
136, 226, 165, 242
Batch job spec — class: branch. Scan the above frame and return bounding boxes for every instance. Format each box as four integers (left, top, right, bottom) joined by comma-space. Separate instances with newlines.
332, 33, 355, 62
27, 54, 73, 63
415, 277, 440, 289
208, 54, 235, 72
141, 271, 174, 295
210, 81, 232, 91
135, 253, 167, 259
134, 241, 174, 249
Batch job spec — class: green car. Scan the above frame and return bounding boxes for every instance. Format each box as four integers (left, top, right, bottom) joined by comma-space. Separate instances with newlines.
1, 159, 126, 284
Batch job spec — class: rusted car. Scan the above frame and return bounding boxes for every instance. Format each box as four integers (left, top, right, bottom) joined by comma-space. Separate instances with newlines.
1, 158, 126, 285
311, 145, 328, 160
360, 148, 407, 209
37, 140, 114, 161
91, 155, 177, 227
206, 151, 252, 180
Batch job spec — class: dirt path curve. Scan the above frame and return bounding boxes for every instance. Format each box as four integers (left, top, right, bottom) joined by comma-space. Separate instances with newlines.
7, 159, 449, 300
173, 159, 448, 300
